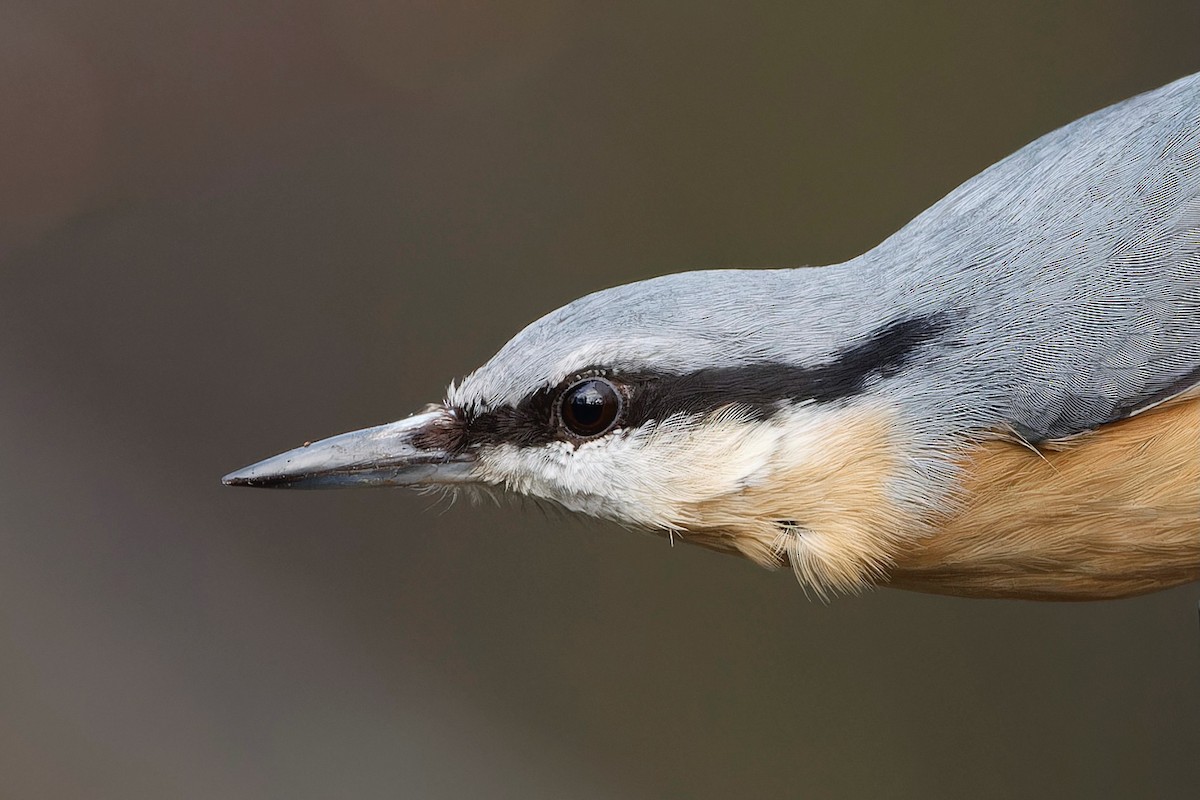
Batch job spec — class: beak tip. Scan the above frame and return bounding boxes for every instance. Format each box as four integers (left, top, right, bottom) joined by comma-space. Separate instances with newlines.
223, 462, 293, 488
221, 468, 257, 487
223, 450, 309, 488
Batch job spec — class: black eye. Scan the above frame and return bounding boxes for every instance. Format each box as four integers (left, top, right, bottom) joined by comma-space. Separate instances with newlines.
560, 378, 622, 438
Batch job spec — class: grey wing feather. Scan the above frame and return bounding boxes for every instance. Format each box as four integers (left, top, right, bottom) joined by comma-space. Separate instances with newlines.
874, 72, 1200, 441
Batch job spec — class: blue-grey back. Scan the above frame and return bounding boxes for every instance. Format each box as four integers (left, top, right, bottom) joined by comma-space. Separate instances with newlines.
457, 73, 1200, 443
870, 71, 1200, 439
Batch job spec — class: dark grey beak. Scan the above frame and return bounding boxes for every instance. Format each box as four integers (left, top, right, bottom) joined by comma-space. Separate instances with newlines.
222, 408, 472, 489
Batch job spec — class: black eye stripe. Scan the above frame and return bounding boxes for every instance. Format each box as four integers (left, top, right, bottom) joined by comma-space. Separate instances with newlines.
609, 313, 953, 426
459, 312, 951, 448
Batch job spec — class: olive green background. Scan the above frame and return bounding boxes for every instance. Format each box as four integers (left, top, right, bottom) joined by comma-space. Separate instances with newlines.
1, 2, 1197, 797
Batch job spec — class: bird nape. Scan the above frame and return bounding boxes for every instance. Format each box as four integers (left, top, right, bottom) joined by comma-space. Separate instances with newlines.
225, 72, 1200, 602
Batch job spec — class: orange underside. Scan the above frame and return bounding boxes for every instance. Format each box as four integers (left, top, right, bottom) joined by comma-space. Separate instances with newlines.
888, 397, 1200, 600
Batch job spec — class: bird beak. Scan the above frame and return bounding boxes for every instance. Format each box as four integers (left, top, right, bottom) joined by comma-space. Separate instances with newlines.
222, 407, 473, 489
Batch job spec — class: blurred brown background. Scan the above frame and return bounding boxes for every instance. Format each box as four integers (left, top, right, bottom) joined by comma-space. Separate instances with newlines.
1, 1, 1197, 797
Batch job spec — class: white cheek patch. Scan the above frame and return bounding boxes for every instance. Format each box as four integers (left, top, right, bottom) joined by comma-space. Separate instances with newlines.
475, 407, 803, 527
472, 399, 938, 599
479, 430, 662, 521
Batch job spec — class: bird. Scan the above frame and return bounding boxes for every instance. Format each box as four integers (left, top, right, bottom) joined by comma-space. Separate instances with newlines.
224, 72, 1200, 602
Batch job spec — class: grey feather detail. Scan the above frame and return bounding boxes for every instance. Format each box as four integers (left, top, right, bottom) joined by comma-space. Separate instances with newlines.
868, 71, 1200, 440
453, 72, 1200, 444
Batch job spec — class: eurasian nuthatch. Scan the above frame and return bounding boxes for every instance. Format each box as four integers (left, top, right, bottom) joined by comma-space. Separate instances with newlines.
226, 73, 1200, 601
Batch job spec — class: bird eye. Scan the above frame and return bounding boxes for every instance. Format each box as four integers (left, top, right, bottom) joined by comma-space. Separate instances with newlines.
559, 378, 622, 438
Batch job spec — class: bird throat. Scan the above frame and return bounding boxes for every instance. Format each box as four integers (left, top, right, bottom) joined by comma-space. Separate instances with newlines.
665, 398, 1199, 601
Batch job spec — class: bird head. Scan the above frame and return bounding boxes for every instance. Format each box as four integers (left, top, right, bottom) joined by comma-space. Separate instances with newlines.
225, 268, 948, 593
